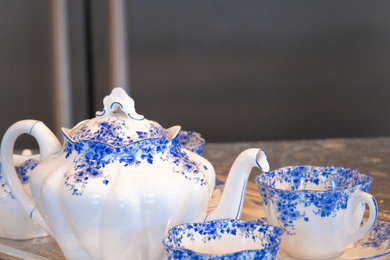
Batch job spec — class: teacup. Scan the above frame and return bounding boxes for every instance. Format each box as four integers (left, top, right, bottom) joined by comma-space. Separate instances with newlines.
162, 219, 283, 259
256, 166, 377, 260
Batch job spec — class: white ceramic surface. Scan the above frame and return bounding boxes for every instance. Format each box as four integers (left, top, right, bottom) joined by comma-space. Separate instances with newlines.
277, 219, 390, 260
257, 166, 378, 260
0, 88, 269, 260
0, 150, 48, 240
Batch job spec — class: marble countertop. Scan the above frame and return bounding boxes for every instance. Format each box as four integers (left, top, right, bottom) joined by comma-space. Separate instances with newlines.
0, 137, 389, 259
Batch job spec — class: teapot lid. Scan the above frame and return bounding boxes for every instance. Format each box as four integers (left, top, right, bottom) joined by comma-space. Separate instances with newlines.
62, 88, 178, 147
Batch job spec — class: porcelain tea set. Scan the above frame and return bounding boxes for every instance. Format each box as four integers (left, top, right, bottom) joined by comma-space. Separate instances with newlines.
0, 88, 384, 260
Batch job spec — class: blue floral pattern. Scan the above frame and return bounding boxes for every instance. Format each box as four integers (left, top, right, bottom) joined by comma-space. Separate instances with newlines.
68, 117, 169, 147
356, 220, 390, 250
62, 133, 206, 196
178, 131, 205, 155
0, 158, 38, 198
163, 219, 282, 260
257, 166, 372, 234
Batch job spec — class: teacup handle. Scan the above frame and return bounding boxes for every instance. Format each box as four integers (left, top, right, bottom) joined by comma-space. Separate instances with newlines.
345, 191, 377, 245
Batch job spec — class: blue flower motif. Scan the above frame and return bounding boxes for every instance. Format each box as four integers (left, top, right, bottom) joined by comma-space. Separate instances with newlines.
62, 124, 207, 196
0, 158, 38, 198
178, 131, 205, 155
356, 220, 390, 250
68, 117, 169, 147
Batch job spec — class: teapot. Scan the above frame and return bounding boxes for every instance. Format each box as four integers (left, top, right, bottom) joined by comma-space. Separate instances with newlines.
0, 149, 48, 239
1, 88, 269, 260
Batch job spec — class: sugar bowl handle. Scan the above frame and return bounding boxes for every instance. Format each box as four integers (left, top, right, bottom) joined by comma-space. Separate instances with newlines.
0, 120, 61, 232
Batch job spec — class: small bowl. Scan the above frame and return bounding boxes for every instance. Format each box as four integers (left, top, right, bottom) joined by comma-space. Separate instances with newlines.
179, 130, 205, 155
162, 219, 282, 259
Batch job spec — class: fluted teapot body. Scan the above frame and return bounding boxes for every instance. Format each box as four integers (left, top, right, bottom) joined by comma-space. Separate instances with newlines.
29, 129, 214, 259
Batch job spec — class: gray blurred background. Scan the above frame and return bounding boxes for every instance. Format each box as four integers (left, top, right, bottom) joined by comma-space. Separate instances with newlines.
1, 0, 390, 147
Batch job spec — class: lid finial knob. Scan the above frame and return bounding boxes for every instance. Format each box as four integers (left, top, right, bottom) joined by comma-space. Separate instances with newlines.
96, 87, 144, 120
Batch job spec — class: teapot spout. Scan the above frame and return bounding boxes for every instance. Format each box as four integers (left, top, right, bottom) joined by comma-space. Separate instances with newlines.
206, 148, 269, 221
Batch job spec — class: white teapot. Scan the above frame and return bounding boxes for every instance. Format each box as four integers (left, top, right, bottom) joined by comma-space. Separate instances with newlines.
1, 88, 269, 260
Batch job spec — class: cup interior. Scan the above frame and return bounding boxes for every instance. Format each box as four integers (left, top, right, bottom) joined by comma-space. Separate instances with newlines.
163, 219, 282, 256
256, 166, 372, 191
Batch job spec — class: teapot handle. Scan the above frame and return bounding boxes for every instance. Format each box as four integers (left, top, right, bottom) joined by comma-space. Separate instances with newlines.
0, 120, 62, 232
